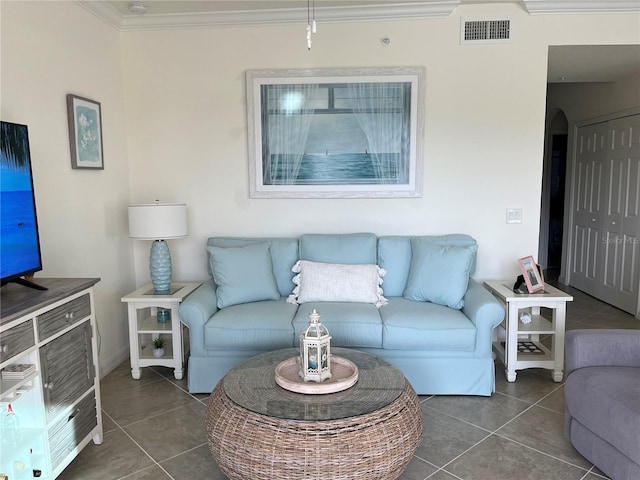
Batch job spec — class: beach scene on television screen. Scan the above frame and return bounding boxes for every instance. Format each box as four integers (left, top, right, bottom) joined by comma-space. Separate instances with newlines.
0, 122, 41, 278
260, 81, 412, 186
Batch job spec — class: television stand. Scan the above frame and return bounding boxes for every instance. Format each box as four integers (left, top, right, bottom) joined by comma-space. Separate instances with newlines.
2, 277, 48, 290
0, 278, 102, 479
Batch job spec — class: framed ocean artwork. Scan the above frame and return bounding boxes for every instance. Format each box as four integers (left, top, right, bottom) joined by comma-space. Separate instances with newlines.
67, 94, 104, 170
246, 67, 425, 198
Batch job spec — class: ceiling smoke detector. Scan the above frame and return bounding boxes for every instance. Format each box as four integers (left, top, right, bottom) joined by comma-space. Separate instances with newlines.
129, 2, 147, 14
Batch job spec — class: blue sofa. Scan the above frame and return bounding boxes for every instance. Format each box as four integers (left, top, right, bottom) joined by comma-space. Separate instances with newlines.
179, 233, 505, 395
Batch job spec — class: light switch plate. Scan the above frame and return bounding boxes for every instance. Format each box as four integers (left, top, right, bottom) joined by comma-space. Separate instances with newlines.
506, 208, 523, 224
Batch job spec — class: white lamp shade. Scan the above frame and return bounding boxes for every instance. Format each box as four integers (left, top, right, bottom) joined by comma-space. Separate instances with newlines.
128, 203, 188, 240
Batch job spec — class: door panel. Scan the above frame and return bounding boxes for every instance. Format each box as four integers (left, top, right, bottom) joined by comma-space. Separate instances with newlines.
601, 115, 640, 313
571, 122, 607, 293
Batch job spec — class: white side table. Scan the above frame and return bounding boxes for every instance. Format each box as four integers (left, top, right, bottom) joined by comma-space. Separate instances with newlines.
122, 282, 200, 380
484, 280, 573, 382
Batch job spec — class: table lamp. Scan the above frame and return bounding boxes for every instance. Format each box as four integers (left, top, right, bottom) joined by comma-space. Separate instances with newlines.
128, 202, 187, 293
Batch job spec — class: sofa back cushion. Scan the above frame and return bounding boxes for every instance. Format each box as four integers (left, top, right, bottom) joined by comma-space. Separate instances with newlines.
377, 237, 413, 297
299, 233, 377, 264
208, 237, 299, 297
208, 243, 281, 308
378, 234, 478, 297
403, 239, 477, 309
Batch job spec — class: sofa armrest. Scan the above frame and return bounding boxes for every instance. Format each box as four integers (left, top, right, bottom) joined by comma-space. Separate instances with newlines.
565, 329, 640, 375
178, 278, 218, 356
462, 279, 505, 358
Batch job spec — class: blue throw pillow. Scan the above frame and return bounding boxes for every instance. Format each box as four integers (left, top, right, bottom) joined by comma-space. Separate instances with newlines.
208, 243, 280, 309
403, 239, 477, 309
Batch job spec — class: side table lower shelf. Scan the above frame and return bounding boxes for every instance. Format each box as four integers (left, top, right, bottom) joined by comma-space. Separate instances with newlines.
138, 342, 175, 364
492, 339, 556, 381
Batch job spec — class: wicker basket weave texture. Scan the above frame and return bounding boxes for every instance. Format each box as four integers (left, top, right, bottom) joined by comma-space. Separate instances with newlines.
206, 381, 423, 480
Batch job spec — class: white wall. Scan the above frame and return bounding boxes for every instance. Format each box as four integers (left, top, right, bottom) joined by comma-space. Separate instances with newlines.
122, 3, 640, 286
1, 1, 134, 375
547, 71, 640, 127
2, 1, 639, 376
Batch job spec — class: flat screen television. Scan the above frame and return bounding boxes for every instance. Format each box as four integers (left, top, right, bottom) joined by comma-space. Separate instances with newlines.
1, 121, 46, 290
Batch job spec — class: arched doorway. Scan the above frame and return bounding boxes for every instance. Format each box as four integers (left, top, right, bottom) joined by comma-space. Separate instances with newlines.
539, 110, 568, 282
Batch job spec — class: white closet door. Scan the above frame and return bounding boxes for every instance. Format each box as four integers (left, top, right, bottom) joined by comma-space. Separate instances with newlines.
571, 122, 607, 295
571, 114, 640, 316
600, 115, 640, 313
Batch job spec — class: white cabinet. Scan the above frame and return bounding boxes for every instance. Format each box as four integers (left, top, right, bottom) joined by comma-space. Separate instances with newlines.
0, 278, 102, 479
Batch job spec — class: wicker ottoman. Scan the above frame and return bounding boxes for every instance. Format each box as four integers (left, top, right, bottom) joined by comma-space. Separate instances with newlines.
205, 348, 423, 480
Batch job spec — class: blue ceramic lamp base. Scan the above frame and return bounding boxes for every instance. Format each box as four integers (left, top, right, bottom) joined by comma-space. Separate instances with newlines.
149, 240, 172, 294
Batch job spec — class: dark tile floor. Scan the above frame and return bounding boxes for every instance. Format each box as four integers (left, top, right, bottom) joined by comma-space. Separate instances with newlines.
59, 283, 638, 480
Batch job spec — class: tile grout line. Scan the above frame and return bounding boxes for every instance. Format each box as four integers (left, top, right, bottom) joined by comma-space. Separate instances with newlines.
420, 384, 599, 479
149, 365, 212, 403
493, 384, 609, 477
426, 466, 465, 479
97, 409, 176, 480
106, 369, 210, 479
159, 441, 209, 463
113, 401, 199, 429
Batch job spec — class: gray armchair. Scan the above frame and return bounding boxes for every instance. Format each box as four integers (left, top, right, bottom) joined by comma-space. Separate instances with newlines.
564, 329, 640, 480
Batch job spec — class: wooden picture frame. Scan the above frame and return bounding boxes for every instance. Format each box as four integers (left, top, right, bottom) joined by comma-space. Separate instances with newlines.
246, 67, 425, 198
518, 255, 545, 293
67, 94, 104, 169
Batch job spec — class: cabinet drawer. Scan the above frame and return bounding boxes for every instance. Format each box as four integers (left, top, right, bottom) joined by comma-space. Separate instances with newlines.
0, 320, 35, 363
48, 393, 97, 470
37, 294, 91, 341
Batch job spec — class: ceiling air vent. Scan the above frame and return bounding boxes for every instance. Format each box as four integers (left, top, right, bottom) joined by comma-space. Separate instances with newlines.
461, 18, 512, 44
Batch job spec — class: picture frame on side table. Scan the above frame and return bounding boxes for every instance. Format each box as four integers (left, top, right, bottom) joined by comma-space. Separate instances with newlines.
518, 255, 545, 293
246, 67, 425, 198
67, 94, 104, 169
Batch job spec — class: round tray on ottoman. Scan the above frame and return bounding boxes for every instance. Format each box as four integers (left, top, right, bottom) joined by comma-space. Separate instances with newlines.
205, 347, 423, 480
274, 355, 359, 394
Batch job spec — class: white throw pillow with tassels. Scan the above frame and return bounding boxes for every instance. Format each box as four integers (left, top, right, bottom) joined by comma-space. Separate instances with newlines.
287, 260, 388, 308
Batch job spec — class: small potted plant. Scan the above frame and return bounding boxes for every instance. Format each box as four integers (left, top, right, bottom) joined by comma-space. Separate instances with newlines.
152, 337, 165, 358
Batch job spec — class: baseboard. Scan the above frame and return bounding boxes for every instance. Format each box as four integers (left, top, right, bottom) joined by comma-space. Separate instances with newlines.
98, 346, 130, 379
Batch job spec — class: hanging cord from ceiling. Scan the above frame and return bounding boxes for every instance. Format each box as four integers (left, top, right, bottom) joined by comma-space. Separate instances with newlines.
306, 0, 317, 50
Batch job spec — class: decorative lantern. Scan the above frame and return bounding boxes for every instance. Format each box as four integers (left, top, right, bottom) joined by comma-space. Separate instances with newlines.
299, 309, 332, 383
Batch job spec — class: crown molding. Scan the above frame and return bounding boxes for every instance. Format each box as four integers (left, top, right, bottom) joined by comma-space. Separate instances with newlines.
74, 1, 122, 30
76, 1, 462, 32
75, 1, 640, 31
524, 0, 640, 14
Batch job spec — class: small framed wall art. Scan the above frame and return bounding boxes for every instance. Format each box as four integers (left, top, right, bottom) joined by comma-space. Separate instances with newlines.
518, 255, 545, 293
67, 94, 104, 169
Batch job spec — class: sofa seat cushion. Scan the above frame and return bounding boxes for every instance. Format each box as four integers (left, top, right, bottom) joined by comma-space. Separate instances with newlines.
565, 366, 640, 465
204, 299, 297, 350
380, 297, 476, 351
292, 302, 383, 348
